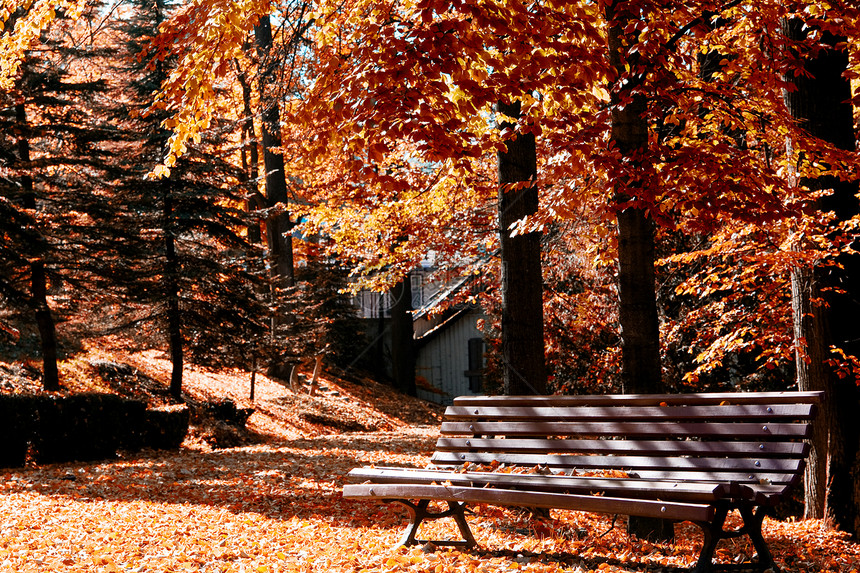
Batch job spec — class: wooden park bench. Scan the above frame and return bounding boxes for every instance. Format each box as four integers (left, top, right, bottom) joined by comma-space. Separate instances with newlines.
343, 391, 822, 573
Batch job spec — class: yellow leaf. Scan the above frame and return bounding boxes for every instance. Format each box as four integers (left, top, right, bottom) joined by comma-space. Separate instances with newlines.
149, 164, 171, 179
592, 85, 610, 101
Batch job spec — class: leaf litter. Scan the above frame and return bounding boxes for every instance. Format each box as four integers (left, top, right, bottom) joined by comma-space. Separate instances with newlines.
1, 347, 858, 573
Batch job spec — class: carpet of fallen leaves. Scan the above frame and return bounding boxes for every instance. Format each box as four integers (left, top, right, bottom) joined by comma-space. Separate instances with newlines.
2, 345, 859, 573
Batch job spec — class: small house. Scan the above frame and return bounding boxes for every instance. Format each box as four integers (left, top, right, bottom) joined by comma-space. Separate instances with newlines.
354, 266, 487, 405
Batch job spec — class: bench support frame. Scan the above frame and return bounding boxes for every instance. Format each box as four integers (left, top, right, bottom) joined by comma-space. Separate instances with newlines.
393, 498, 777, 573
694, 503, 775, 573
392, 499, 477, 548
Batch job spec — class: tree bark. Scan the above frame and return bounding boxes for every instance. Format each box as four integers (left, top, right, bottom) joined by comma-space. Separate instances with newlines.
15, 103, 35, 209
496, 100, 547, 396
30, 261, 60, 391
309, 354, 323, 396
606, 1, 662, 396
164, 189, 184, 400
616, 207, 661, 395
782, 18, 860, 531
790, 263, 830, 519
254, 16, 294, 289
235, 63, 263, 244
390, 275, 416, 396
607, 0, 668, 541
250, 353, 257, 402
16, 100, 60, 391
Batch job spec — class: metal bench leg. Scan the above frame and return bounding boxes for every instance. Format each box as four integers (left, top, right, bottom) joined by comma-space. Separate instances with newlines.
738, 505, 776, 572
392, 499, 476, 548
693, 505, 777, 573
694, 505, 728, 573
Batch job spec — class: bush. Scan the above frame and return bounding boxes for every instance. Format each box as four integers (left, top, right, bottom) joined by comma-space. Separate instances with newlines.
206, 398, 254, 427
33, 393, 149, 463
143, 405, 190, 450
0, 393, 188, 467
0, 394, 39, 468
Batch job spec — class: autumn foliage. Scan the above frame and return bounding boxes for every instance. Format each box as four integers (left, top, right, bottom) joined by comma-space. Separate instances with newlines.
2, 0, 859, 386
3, 0, 860, 562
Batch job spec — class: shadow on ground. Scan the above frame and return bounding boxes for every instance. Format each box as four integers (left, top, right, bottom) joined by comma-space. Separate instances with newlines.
1, 431, 854, 573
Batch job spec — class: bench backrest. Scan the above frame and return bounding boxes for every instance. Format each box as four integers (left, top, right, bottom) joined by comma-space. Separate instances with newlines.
431, 391, 822, 489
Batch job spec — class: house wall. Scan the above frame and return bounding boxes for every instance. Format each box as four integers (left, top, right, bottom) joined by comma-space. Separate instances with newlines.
415, 309, 485, 405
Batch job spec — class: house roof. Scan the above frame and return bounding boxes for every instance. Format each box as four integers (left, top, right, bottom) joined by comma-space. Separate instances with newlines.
415, 304, 477, 349
412, 271, 476, 320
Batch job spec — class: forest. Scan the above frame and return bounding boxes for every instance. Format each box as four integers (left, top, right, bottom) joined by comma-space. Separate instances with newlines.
2, 0, 860, 570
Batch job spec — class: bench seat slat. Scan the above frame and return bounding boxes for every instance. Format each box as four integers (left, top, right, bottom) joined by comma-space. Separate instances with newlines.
430, 452, 803, 473
435, 438, 809, 458
441, 421, 811, 439
452, 391, 822, 407
444, 404, 814, 422
628, 469, 800, 486
348, 467, 729, 502
343, 483, 717, 523
420, 466, 800, 488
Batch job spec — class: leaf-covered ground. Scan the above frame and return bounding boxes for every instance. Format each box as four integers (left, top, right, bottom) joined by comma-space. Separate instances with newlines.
2, 348, 858, 573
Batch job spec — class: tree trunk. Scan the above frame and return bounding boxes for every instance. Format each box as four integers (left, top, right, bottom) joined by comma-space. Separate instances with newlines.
790, 263, 830, 519
16, 100, 60, 391
496, 100, 546, 396
616, 208, 661, 394
235, 63, 263, 244
164, 189, 183, 400
782, 18, 860, 531
309, 354, 323, 396
390, 275, 416, 396
375, 292, 386, 380
254, 16, 294, 290
30, 261, 60, 391
607, 0, 668, 540
606, 1, 662, 396
15, 103, 35, 208
250, 353, 257, 402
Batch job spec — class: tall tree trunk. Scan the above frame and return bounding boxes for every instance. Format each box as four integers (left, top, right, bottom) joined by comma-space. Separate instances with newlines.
616, 207, 661, 394
16, 100, 60, 391
496, 100, 546, 396
235, 62, 263, 244
390, 275, 416, 396
15, 103, 35, 208
31, 261, 60, 391
790, 263, 831, 519
375, 292, 386, 380
606, 1, 662, 396
254, 16, 294, 290
164, 189, 183, 400
783, 18, 860, 531
607, 0, 668, 541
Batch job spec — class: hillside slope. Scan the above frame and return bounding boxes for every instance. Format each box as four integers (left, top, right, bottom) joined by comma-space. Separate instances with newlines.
1, 336, 443, 447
